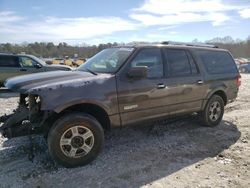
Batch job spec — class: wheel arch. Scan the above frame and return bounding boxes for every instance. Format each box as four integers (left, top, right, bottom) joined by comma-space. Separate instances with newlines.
212, 90, 227, 105
61, 103, 111, 130
201, 89, 228, 110
43, 103, 111, 135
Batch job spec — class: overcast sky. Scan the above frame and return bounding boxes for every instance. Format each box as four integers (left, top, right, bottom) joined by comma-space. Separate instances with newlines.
0, 0, 250, 45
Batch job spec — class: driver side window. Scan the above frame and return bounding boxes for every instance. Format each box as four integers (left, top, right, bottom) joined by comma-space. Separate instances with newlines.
131, 48, 163, 78
19, 56, 36, 67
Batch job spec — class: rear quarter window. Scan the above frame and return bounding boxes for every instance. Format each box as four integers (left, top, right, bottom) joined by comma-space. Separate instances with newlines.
195, 50, 238, 74
0, 55, 19, 67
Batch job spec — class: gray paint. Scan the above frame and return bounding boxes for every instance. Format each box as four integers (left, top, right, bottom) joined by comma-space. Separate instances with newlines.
0, 54, 72, 86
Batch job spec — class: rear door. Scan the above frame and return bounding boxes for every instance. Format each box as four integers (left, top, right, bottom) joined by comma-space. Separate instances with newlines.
161, 48, 207, 114
0, 55, 23, 85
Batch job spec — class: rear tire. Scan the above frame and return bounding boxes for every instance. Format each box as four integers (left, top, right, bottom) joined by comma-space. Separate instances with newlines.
200, 95, 224, 127
47, 113, 104, 168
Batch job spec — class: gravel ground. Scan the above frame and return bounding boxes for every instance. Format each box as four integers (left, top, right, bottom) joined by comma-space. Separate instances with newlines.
0, 74, 250, 188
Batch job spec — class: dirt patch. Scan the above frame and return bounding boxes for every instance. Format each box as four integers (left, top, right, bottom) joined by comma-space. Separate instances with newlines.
0, 74, 250, 188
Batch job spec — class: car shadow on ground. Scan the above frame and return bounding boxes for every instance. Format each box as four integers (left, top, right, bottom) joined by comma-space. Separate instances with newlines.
0, 118, 241, 187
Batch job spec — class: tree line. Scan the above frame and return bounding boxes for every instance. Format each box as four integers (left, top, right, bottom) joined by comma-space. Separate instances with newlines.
0, 42, 120, 59
215, 41, 250, 58
0, 37, 249, 59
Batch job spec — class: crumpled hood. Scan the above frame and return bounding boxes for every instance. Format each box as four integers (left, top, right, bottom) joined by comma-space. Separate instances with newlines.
5, 70, 103, 93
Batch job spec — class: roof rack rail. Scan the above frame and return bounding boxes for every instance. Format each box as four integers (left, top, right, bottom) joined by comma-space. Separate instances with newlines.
161, 41, 218, 48
0, 52, 16, 55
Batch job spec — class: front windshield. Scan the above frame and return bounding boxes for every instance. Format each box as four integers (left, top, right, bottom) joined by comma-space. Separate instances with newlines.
78, 47, 134, 73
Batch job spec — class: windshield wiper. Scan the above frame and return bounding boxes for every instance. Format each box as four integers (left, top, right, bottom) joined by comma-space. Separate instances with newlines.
84, 68, 98, 75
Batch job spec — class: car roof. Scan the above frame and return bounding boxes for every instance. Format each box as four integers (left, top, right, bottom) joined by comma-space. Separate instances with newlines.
115, 42, 228, 52
0, 52, 26, 56
0, 52, 17, 56
0, 53, 37, 57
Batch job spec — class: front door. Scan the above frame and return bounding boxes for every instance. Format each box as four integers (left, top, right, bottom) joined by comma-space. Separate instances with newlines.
117, 48, 168, 125
18, 56, 44, 74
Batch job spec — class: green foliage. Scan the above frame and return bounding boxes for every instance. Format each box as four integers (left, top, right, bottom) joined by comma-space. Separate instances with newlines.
0, 42, 119, 58
216, 40, 250, 58
0, 39, 249, 58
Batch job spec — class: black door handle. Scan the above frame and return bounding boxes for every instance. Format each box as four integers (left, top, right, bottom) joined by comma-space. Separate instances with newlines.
157, 83, 166, 89
20, 69, 27, 71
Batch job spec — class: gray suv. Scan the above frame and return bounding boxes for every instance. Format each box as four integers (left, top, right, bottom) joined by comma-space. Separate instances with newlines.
0, 42, 240, 167
0, 53, 72, 87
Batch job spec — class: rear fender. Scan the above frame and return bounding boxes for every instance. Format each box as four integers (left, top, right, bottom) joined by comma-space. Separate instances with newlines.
201, 85, 227, 110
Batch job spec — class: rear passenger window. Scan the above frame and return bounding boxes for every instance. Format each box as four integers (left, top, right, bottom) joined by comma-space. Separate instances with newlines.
196, 50, 238, 74
0, 55, 19, 67
164, 49, 197, 77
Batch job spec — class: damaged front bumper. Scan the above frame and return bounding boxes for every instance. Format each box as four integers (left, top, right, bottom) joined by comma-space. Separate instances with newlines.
0, 94, 43, 138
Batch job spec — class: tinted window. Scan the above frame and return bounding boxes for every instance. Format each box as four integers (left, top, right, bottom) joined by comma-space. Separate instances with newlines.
196, 50, 238, 74
164, 49, 192, 77
0, 55, 19, 67
131, 48, 163, 78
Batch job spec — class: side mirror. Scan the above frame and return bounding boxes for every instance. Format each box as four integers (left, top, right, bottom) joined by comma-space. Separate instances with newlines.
34, 63, 42, 69
127, 66, 147, 79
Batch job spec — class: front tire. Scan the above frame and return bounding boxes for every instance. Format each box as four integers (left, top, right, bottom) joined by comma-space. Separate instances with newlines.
47, 113, 104, 168
200, 95, 224, 127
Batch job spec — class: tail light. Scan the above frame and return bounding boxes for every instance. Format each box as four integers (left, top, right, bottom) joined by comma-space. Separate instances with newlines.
236, 75, 241, 88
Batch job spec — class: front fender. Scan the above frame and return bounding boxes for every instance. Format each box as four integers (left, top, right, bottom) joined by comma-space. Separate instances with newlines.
53, 99, 111, 114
